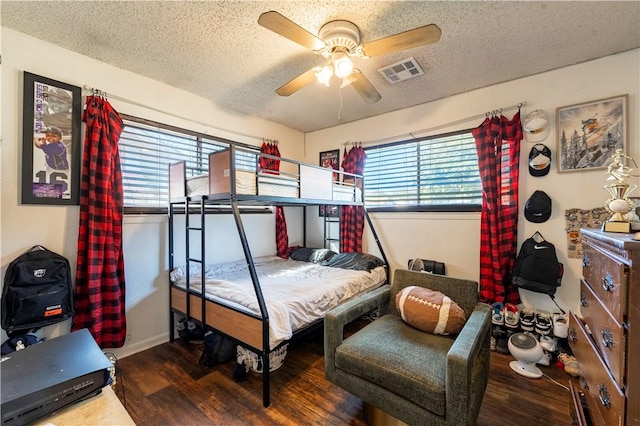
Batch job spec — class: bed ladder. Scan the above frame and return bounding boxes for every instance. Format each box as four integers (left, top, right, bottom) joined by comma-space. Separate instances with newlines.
322, 206, 340, 251
168, 196, 207, 342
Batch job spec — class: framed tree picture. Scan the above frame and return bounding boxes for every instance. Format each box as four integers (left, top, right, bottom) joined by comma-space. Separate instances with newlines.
319, 149, 340, 217
556, 94, 628, 173
22, 72, 82, 205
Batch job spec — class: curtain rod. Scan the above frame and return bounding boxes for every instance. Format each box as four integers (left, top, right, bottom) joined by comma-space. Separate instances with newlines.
82, 86, 525, 148
82, 85, 271, 144
356, 101, 527, 147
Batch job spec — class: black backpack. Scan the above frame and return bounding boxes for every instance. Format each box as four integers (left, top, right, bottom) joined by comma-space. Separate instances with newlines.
512, 233, 563, 296
1, 245, 74, 334
199, 331, 236, 368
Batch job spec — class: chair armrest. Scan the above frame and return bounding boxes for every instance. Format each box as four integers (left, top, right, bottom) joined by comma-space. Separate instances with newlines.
445, 302, 491, 424
324, 284, 390, 381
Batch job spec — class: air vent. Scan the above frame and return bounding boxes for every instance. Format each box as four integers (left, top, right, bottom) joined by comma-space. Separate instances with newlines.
378, 57, 424, 84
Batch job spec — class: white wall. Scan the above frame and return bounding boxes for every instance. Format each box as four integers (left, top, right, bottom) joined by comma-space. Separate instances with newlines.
305, 49, 640, 315
0, 28, 305, 356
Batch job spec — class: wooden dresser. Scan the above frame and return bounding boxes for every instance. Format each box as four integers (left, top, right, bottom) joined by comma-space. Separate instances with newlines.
568, 229, 639, 425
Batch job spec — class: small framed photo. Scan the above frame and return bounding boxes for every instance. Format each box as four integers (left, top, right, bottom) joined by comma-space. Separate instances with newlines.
556, 94, 628, 173
319, 149, 340, 217
627, 197, 640, 231
22, 72, 82, 204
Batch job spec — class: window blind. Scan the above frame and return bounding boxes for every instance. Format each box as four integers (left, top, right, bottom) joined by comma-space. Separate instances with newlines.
364, 129, 482, 210
119, 118, 257, 211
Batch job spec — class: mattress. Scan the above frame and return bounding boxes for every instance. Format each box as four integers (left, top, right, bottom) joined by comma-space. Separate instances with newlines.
237, 170, 299, 197
185, 170, 299, 197
333, 184, 362, 202
186, 174, 209, 196
170, 256, 386, 349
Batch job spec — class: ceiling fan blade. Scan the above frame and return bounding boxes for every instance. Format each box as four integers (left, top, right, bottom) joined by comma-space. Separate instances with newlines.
258, 11, 326, 51
361, 24, 441, 57
350, 70, 381, 104
276, 68, 319, 96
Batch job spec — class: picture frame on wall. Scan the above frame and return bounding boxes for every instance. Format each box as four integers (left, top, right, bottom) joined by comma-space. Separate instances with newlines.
319, 149, 340, 217
22, 72, 82, 205
628, 197, 640, 231
556, 94, 628, 173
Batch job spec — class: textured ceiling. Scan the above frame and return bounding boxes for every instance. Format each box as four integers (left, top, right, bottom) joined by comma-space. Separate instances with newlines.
3, 1, 639, 133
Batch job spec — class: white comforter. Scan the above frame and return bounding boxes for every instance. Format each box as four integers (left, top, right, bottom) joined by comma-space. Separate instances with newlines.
170, 256, 386, 348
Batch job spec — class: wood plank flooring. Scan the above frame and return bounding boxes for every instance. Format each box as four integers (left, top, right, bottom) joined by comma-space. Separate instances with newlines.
112, 323, 577, 425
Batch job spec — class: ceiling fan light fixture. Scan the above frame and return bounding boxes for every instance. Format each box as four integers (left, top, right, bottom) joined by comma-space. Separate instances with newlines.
340, 74, 357, 88
332, 52, 354, 79
260, 11, 439, 103
316, 64, 333, 87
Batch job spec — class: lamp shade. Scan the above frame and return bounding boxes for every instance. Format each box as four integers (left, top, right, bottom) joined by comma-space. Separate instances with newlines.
316, 64, 333, 86
332, 52, 353, 78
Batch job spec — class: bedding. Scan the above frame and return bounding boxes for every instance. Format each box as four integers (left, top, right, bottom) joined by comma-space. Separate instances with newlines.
288, 247, 336, 263
318, 252, 386, 271
170, 256, 386, 349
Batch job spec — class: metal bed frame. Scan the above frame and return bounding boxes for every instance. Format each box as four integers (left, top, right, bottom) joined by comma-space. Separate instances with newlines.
167, 145, 388, 407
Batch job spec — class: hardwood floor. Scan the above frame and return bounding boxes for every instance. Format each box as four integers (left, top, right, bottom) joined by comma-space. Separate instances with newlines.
113, 324, 577, 425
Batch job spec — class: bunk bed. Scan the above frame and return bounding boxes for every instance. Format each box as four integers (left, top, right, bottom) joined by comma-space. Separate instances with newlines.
168, 145, 389, 407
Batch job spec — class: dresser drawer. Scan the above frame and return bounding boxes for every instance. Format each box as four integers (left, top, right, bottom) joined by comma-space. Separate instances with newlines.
569, 312, 624, 426
569, 380, 590, 426
582, 241, 627, 324
580, 279, 625, 389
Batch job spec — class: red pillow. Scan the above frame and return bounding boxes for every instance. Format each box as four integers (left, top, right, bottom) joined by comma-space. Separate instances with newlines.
396, 286, 467, 335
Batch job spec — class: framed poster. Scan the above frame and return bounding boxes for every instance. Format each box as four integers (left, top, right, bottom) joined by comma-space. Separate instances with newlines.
556, 94, 628, 173
22, 72, 81, 205
319, 149, 340, 217
627, 197, 640, 231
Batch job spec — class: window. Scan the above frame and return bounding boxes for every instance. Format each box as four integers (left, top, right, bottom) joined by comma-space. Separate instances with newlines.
119, 116, 258, 213
364, 129, 482, 211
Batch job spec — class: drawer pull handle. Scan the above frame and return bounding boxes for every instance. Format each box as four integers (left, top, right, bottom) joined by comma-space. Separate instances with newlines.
602, 273, 614, 292
580, 295, 589, 308
568, 328, 577, 342
579, 376, 589, 390
601, 329, 614, 348
582, 253, 590, 268
598, 384, 611, 407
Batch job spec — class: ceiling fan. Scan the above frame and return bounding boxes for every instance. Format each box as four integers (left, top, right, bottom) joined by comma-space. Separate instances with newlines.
258, 11, 442, 104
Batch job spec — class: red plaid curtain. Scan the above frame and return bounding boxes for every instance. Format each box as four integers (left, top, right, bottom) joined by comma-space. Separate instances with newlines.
340, 145, 366, 253
260, 142, 289, 258
472, 111, 522, 305
72, 95, 126, 348
259, 141, 280, 174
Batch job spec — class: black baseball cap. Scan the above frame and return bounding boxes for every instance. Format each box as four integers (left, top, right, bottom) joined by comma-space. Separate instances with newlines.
529, 144, 552, 177
525, 190, 552, 223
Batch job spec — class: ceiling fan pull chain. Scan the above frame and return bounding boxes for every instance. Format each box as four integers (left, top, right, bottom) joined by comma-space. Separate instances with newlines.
337, 86, 344, 120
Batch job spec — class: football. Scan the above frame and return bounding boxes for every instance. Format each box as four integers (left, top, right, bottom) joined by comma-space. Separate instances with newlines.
396, 286, 466, 335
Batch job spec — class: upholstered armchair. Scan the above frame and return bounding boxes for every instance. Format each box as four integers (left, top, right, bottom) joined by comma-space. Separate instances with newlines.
325, 269, 492, 426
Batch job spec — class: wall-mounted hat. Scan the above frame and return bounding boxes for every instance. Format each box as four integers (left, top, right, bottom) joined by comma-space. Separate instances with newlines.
523, 110, 550, 143
525, 190, 552, 223
528, 144, 552, 177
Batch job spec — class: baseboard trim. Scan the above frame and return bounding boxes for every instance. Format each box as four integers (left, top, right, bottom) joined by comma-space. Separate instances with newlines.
108, 332, 170, 359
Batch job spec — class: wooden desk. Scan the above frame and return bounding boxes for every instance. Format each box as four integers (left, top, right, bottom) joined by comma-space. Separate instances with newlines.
32, 386, 134, 426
